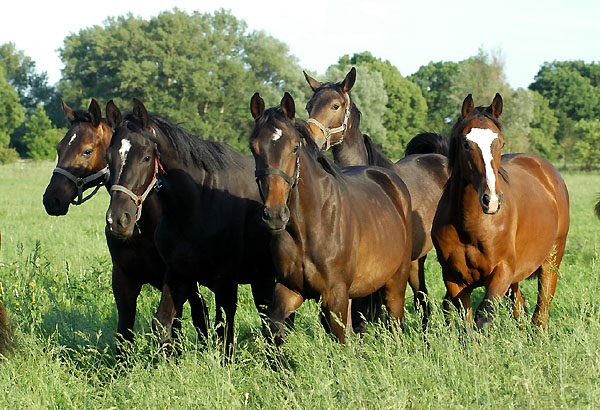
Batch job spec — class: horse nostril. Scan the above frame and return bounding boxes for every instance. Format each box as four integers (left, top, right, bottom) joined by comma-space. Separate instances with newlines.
262, 207, 270, 221
482, 193, 491, 206
280, 206, 290, 222
118, 212, 131, 228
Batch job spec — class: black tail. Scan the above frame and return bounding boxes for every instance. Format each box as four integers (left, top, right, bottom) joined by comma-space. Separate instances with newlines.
595, 199, 600, 219
404, 132, 449, 157
0, 303, 13, 357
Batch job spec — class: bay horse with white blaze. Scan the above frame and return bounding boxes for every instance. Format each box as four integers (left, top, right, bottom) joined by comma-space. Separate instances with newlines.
42, 99, 208, 349
104, 99, 276, 356
250, 92, 413, 344
432, 93, 569, 330
304, 68, 450, 329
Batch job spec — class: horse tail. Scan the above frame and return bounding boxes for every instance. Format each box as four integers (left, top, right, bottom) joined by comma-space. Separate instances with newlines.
404, 132, 449, 157
0, 302, 14, 357
595, 199, 600, 219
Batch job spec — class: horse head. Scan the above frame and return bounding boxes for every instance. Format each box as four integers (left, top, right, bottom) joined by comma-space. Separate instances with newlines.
451, 93, 505, 214
43, 99, 112, 215
304, 67, 355, 150
250, 92, 301, 232
105, 99, 163, 239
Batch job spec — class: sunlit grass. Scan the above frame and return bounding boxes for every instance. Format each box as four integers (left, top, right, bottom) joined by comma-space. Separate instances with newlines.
1, 161, 599, 408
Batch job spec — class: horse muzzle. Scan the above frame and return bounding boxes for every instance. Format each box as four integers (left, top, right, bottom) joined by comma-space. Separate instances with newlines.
42, 182, 75, 216
261, 205, 290, 232
106, 208, 135, 239
480, 192, 504, 214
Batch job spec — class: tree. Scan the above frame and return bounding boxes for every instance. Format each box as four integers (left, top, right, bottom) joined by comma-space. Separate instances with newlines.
408, 61, 459, 131
502, 88, 534, 154
0, 65, 25, 162
337, 52, 429, 159
571, 119, 600, 170
528, 90, 559, 160
21, 104, 64, 160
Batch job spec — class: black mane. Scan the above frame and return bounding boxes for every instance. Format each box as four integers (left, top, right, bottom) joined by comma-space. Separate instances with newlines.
123, 113, 246, 173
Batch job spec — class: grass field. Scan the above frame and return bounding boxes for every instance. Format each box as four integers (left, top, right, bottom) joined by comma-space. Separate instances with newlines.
1, 160, 599, 409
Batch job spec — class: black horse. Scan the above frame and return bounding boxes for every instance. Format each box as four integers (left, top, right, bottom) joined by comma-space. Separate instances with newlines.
104, 99, 275, 355
42, 99, 208, 351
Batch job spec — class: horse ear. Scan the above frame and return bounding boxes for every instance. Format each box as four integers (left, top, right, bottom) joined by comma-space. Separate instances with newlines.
304, 71, 322, 92
62, 99, 76, 123
88, 99, 102, 127
132, 98, 151, 129
105, 100, 122, 130
281, 92, 295, 122
489, 93, 503, 118
461, 94, 474, 118
250, 93, 265, 120
341, 67, 356, 93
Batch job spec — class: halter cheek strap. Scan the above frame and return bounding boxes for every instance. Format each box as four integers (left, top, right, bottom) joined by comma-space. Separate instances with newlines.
52, 165, 110, 205
110, 147, 166, 222
254, 149, 302, 223
307, 92, 351, 151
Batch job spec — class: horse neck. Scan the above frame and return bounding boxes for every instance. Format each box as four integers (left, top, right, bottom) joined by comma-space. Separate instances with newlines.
446, 166, 487, 228
331, 124, 369, 167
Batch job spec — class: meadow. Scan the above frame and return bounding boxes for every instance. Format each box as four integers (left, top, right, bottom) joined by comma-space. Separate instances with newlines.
0, 160, 599, 409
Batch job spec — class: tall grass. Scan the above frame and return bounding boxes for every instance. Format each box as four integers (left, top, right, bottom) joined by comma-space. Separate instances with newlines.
1, 160, 599, 408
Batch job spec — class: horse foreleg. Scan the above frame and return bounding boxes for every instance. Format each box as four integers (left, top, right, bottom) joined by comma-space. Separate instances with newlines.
214, 284, 238, 358
265, 283, 303, 346
532, 261, 559, 330
475, 263, 512, 330
408, 256, 429, 331
188, 287, 209, 343
153, 273, 187, 345
112, 266, 142, 354
443, 280, 473, 326
322, 286, 350, 344
507, 283, 528, 320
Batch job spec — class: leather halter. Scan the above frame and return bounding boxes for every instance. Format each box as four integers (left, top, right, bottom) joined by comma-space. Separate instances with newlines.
110, 146, 165, 222
307, 92, 351, 151
254, 147, 302, 223
52, 166, 109, 205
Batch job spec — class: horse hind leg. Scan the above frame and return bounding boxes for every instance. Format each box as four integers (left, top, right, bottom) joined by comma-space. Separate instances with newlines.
188, 286, 209, 343
382, 263, 410, 333
532, 241, 564, 330
408, 256, 429, 331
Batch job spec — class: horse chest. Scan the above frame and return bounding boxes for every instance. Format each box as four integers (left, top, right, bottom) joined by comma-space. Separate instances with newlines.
447, 244, 493, 285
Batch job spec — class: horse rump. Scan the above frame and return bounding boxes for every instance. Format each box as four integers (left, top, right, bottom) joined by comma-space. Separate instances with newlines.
404, 132, 449, 157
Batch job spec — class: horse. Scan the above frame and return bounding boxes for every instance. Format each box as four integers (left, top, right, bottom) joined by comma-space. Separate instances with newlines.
304, 68, 450, 329
432, 93, 569, 330
104, 99, 276, 355
0, 302, 13, 357
42, 99, 208, 350
250, 92, 413, 345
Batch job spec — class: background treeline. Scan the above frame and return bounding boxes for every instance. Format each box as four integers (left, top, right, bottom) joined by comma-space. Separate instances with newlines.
1, 8, 599, 167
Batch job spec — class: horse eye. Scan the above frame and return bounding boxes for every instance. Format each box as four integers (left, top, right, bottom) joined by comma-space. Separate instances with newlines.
332, 104, 340, 110
463, 140, 470, 150
292, 145, 300, 154
82, 149, 93, 156
144, 155, 151, 162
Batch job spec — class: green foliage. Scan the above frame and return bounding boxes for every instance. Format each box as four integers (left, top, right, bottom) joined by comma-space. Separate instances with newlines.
502, 88, 534, 153
338, 52, 429, 160
528, 90, 560, 160
1, 162, 600, 407
408, 60, 459, 131
571, 119, 600, 170
21, 105, 64, 159
0, 66, 25, 148
58, 9, 306, 153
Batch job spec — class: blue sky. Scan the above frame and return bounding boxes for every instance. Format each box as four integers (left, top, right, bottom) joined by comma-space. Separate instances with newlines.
2, 0, 598, 89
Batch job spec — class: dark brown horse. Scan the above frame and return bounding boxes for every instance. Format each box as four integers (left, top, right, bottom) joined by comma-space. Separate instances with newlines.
104, 99, 275, 355
304, 68, 450, 328
42, 99, 208, 349
250, 92, 413, 344
432, 93, 570, 330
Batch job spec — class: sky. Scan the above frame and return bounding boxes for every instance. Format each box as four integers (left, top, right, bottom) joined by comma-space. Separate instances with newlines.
1, 0, 598, 90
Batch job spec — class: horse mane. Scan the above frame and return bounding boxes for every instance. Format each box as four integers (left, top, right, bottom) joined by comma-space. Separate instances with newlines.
448, 106, 508, 182
362, 134, 397, 170
405, 132, 449, 157
124, 113, 246, 173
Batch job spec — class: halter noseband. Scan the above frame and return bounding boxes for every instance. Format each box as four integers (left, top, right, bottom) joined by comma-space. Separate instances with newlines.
254, 147, 302, 223
307, 92, 351, 151
53, 166, 110, 205
110, 146, 166, 222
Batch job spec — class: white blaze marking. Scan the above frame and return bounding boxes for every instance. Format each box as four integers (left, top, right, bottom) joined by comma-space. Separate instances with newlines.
272, 128, 282, 141
68, 134, 77, 146
465, 128, 500, 211
116, 139, 131, 182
